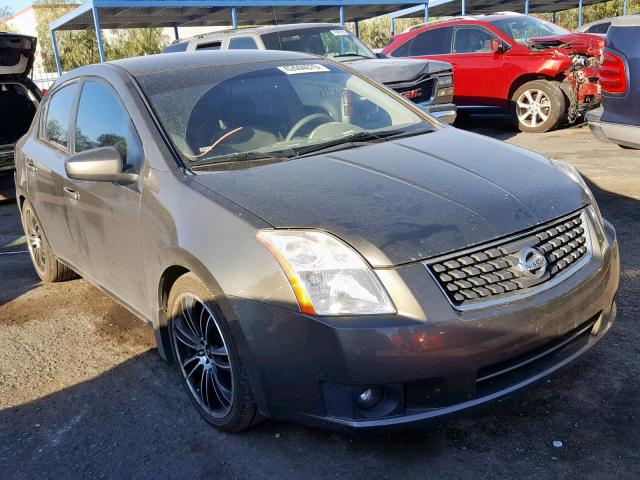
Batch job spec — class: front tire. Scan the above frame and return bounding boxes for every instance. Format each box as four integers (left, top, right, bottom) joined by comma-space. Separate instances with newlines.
20, 200, 76, 283
167, 272, 259, 432
511, 80, 565, 133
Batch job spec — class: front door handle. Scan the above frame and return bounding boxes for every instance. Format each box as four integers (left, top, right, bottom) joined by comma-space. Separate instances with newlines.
26, 157, 37, 172
63, 187, 79, 201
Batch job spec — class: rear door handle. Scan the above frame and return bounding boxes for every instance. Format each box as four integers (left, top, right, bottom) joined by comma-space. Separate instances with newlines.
63, 187, 79, 201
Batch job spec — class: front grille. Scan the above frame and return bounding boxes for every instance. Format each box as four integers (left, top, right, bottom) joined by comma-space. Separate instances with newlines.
0, 149, 14, 169
425, 210, 592, 308
392, 77, 435, 104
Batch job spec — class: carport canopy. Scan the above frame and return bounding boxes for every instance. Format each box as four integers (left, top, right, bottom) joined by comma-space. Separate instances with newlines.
48, 0, 426, 74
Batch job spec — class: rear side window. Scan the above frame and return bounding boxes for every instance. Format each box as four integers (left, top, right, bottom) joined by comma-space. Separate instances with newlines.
74, 81, 129, 160
43, 82, 79, 149
587, 22, 610, 34
409, 27, 453, 56
453, 27, 495, 53
163, 42, 189, 53
196, 41, 222, 50
228, 37, 258, 49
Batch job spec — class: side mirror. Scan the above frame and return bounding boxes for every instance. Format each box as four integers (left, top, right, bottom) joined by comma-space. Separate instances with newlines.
490, 39, 505, 53
375, 52, 388, 59
65, 146, 138, 183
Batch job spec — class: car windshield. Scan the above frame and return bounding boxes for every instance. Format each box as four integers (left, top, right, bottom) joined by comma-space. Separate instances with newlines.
490, 16, 570, 44
136, 60, 431, 169
261, 27, 376, 61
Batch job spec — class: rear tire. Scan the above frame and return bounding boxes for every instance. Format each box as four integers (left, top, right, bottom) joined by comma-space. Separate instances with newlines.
20, 200, 77, 283
167, 272, 260, 432
511, 80, 565, 133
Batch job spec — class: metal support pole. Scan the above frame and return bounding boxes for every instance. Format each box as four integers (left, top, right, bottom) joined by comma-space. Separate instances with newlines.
552, 11, 556, 23
173, 24, 179, 40
623, 0, 628, 15
231, 7, 238, 29
92, 6, 106, 63
354, 20, 359, 37
524, 0, 529, 15
424, 3, 429, 22
461, 0, 466, 16
339, 6, 345, 25
50, 30, 62, 76
578, 0, 583, 27
391, 17, 395, 35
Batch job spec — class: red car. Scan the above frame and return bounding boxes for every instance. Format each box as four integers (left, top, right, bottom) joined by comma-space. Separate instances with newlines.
383, 14, 604, 132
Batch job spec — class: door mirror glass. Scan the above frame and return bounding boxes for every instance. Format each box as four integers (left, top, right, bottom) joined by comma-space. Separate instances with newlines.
490, 39, 504, 53
65, 146, 137, 182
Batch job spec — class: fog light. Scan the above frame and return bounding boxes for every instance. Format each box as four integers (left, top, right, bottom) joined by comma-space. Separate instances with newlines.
357, 387, 383, 409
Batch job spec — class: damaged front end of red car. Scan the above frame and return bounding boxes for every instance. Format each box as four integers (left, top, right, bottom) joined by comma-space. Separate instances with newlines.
530, 33, 604, 124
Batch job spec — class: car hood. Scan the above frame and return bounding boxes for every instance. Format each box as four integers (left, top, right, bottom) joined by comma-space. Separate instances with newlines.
346, 57, 452, 85
193, 128, 589, 267
530, 32, 604, 56
0, 33, 36, 77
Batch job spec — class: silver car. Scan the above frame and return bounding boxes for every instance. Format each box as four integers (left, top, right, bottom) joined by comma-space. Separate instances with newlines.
14, 50, 619, 432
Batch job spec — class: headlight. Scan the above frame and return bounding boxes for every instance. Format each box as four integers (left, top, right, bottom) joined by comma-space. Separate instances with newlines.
438, 74, 453, 86
551, 160, 605, 227
256, 230, 395, 316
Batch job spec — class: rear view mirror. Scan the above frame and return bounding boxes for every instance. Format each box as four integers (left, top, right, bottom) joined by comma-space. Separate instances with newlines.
375, 52, 388, 59
490, 39, 505, 53
65, 146, 138, 183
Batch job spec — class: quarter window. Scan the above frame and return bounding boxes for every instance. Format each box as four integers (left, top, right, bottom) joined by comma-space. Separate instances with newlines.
74, 81, 129, 160
44, 82, 79, 148
408, 27, 453, 56
453, 27, 496, 54
196, 41, 222, 50
228, 37, 259, 49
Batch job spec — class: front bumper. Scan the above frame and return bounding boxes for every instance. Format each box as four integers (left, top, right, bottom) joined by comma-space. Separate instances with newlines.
420, 102, 457, 124
229, 219, 619, 432
587, 107, 640, 149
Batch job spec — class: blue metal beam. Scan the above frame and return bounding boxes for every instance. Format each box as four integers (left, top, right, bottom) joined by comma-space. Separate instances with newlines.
461, 0, 466, 15
390, 17, 395, 35
524, 0, 529, 15
623, 0, 627, 15
92, 6, 106, 63
354, 19, 359, 36
339, 5, 345, 25
424, 2, 429, 21
578, 0, 583, 26
51, 30, 62, 76
231, 7, 237, 29
173, 24, 179, 40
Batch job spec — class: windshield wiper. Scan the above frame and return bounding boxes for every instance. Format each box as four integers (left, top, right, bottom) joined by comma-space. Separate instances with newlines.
190, 150, 293, 170
295, 127, 432, 157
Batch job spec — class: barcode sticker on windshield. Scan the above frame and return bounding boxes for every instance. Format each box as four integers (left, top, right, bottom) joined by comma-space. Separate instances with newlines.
330, 29, 349, 36
277, 64, 330, 75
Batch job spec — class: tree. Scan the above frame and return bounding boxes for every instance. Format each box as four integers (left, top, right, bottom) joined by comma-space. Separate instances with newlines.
34, 0, 168, 72
0, 5, 12, 21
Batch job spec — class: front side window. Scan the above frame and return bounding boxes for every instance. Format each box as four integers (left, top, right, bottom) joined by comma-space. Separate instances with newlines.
137, 60, 432, 170
74, 81, 128, 160
44, 82, 79, 148
453, 27, 496, 53
409, 27, 453, 56
228, 37, 259, 49
490, 16, 569, 44
261, 27, 375, 61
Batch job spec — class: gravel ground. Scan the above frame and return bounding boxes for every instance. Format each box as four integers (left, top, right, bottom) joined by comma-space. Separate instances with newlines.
0, 120, 638, 479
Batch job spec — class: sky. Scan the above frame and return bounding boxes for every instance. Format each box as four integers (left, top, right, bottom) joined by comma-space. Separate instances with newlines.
2, 0, 36, 16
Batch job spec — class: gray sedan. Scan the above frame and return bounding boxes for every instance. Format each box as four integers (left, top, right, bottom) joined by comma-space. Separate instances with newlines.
14, 50, 619, 432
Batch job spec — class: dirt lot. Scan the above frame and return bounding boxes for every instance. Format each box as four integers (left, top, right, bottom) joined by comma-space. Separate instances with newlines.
1, 119, 638, 480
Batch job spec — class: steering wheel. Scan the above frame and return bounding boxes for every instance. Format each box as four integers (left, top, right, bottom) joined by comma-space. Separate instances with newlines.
286, 113, 333, 141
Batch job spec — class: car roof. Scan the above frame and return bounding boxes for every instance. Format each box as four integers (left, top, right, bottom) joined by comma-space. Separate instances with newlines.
611, 15, 640, 27
174, 22, 344, 45
109, 49, 320, 77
